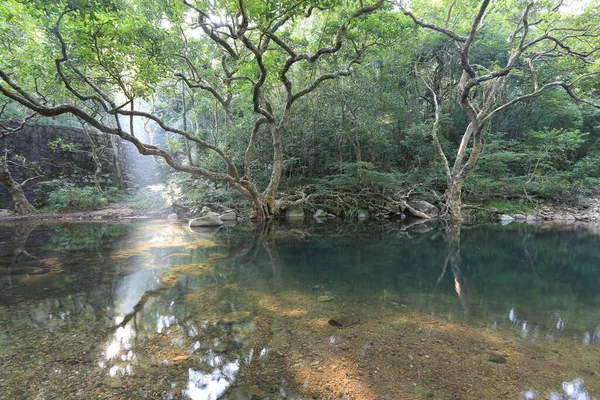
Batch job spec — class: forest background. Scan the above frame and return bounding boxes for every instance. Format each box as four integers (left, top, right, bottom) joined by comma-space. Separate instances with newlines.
0, 0, 599, 221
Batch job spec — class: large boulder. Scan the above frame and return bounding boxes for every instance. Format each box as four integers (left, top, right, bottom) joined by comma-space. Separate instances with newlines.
220, 210, 237, 221
285, 205, 304, 219
189, 212, 224, 227
409, 200, 439, 218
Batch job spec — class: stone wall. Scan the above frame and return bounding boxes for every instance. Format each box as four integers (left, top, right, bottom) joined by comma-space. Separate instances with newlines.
0, 123, 126, 207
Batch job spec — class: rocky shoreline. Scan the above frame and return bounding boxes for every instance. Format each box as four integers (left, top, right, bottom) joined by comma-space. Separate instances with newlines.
498, 200, 600, 224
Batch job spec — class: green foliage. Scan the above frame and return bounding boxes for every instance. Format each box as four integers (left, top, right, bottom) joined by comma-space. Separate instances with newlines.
317, 162, 401, 193
36, 180, 122, 211
164, 174, 248, 214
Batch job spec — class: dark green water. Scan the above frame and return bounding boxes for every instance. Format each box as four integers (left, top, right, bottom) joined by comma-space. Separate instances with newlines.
0, 220, 599, 400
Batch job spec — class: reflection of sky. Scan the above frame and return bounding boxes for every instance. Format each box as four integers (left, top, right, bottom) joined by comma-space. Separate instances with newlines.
183, 361, 239, 400
115, 270, 159, 315
102, 316, 136, 377
505, 307, 599, 347
523, 379, 597, 400
524, 378, 597, 400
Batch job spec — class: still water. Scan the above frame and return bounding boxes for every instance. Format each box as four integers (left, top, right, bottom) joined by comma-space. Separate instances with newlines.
0, 220, 598, 400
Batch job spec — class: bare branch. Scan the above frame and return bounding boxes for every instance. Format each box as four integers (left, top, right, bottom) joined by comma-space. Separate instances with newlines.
397, 4, 467, 42
415, 65, 451, 181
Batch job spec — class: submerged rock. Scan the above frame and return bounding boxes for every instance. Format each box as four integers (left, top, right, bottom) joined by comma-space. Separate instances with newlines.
247, 385, 265, 397
220, 311, 252, 324
214, 340, 239, 353
227, 386, 250, 400
317, 295, 335, 302
103, 377, 123, 389
189, 212, 224, 227
488, 353, 507, 364
328, 315, 360, 327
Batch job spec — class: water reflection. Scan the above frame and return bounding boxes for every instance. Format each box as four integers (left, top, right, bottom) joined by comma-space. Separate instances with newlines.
1, 221, 600, 399
525, 379, 597, 400
184, 361, 239, 400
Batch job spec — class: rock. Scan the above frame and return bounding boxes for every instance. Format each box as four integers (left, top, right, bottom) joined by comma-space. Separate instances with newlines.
285, 205, 304, 219
103, 377, 123, 389
220, 210, 237, 221
189, 212, 224, 227
581, 214, 590, 221
488, 353, 507, 364
214, 340, 238, 353
0, 209, 11, 216
526, 215, 537, 221
409, 200, 439, 218
247, 385, 265, 397
200, 206, 211, 215
328, 315, 360, 327
313, 209, 326, 218
220, 311, 252, 324
327, 213, 337, 219
167, 213, 178, 220
513, 214, 526, 220
317, 295, 335, 302
499, 214, 514, 222
227, 387, 250, 400
564, 214, 576, 222
357, 210, 368, 220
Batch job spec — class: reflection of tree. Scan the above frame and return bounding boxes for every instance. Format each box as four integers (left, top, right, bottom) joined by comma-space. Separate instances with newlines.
432, 223, 470, 315
1, 223, 46, 283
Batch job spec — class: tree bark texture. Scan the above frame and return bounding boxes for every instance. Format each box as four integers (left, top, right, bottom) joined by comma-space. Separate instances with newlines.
0, 162, 36, 213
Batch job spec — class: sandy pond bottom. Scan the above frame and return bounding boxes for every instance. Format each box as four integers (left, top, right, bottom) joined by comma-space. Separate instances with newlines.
0, 221, 599, 400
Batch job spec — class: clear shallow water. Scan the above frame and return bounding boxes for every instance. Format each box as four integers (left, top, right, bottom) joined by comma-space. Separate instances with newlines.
0, 220, 599, 400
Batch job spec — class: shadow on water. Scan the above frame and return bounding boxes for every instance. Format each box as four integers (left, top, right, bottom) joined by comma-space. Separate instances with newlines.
0, 219, 599, 399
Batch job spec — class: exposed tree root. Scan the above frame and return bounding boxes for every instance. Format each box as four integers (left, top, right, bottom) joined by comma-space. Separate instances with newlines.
277, 185, 423, 219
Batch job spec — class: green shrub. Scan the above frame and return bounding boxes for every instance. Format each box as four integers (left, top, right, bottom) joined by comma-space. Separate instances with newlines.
35, 179, 123, 211
46, 186, 108, 211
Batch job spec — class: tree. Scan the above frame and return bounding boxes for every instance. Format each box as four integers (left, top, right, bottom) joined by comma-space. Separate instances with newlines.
400, 0, 600, 220
0, 0, 386, 220
0, 106, 38, 213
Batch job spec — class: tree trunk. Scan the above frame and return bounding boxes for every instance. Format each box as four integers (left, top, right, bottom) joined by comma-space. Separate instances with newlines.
0, 162, 36, 214
110, 136, 126, 189
446, 178, 464, 221
261, 125, 284, 218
